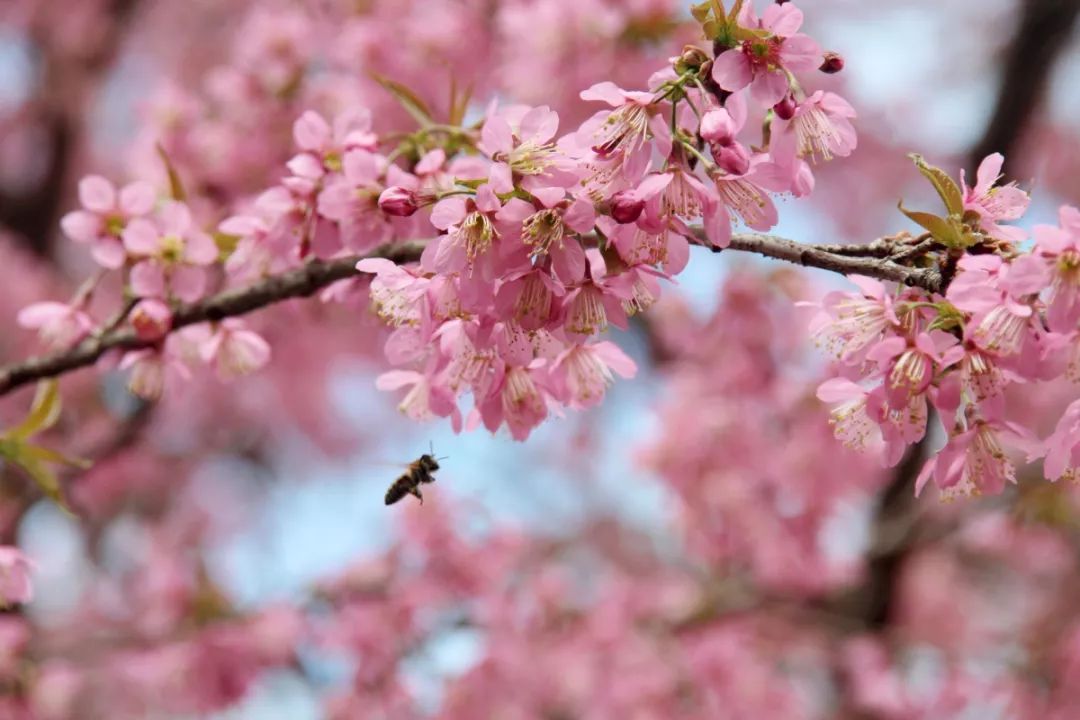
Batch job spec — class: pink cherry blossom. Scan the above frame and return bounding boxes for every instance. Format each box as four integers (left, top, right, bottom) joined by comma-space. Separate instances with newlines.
316, 149, 394, 252
0, 548, 33, 606
199, 320, 272, 380
122, 201, 218, 302
549, 341, 636, 409
960, 153, 1030, 244
17, 301, 95, 349
1033, 205, 1080, 332
916, 418, 1042, 499
711, 4, 822, 105
60, 175, 157, 268
1044, 399, 1080, 482
773, 91, 858, 164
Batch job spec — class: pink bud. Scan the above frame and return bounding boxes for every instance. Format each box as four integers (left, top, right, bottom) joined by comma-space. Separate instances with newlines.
0, 547, 34, 605
610, 191, 645, 224
378, 186, 419, 217
773, 94, 797, 121
712, 142, 751, 176
820, 51, 844, 74
131, 299, 173, 341
699, 109, 737, 145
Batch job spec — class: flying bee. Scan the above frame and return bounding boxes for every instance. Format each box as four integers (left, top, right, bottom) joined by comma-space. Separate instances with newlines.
384, 444, 447, 506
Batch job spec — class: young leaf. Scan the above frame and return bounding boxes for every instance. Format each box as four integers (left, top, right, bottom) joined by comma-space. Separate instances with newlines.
909, 154, 963, 216
0, 439, 74, 510
156, 143, 188, 202
371, 73, 434, 128
898, 203, 968, 249
8, 381, 61, 441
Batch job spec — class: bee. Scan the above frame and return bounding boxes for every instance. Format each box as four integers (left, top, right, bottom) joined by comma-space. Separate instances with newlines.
384, 444, 446, 506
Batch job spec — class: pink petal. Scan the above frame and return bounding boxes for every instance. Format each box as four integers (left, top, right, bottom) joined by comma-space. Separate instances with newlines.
122, 219, 161, 255
158, 201, 193, 236
529, 185, 566, 208
17, 302, 70, 329
816, 377, 865, 403
520, 106, 559, 143
170, 265, 206, 302
750, 71, 789, 106
664, 233, 690, 274
563, 197, 596, 234
356, 258, 397, 274
375, 369, 422, 392
293, 111, 331, 152
592, 341, 637, 379
579, 82, 626, 107
552, 239, 586, 284
975, 153, 1004, 193
130, 261, 166, 298
761, 3, 804, 35
415, 148, 446, 175
488, 162, 514, 194
60, 210, 102, 243
778, 34, 822, 72
91, 238, 126, 269
78, 175, 116, 213
343, 150, 379, 184
184, 231, 220, 266
711, 50, 753, 92
480, 115, 515, 156
430, 197, 468, 230
119, 182, 157, 216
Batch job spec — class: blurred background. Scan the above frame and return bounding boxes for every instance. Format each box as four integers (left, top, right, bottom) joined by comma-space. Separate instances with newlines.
1, 1, 1080, 718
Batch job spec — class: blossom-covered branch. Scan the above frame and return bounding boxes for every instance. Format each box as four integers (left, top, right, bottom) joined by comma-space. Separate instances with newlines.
2, 231, 940, 395
1, 242, 424, 396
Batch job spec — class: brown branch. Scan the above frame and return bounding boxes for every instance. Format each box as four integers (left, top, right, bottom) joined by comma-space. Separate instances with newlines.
721, 232, 943, 293
0, 242, 425, 397
970, 0, 1080, 175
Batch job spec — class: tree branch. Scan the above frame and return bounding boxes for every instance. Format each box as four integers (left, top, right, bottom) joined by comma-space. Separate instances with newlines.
720, 232, 943, 293
970, 0, 1080, 175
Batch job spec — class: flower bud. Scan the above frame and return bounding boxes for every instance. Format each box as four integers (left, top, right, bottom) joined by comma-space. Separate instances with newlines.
674, 45, 710, 75
610, 191, 645, 224
700, 108, 737, 145
712, 142, 751, 176
773, 94, 797, 121
819, 51, 844, 74
378, 186, 419, 217
131, 299, 173, 341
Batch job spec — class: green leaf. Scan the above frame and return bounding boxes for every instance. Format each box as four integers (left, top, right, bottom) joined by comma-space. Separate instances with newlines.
156, 143, 188, 202
371, 73, 434, 128
897, 202, 969, 248
21, 444, 91, 470
690, 2, 712, 23
0, 439, 70, 509
448, 79, 474, 128
909, 154, 963, 216
8, 381, 61, 441
927, 301, 966, 333
213, 231, 241, 261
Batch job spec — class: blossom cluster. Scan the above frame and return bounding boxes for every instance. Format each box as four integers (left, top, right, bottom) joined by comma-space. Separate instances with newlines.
814, 154, 1080, 498
24, 1, 857, 441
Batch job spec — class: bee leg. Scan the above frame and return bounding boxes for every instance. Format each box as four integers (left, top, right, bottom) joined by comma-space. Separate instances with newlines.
411, 486, 424, 504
